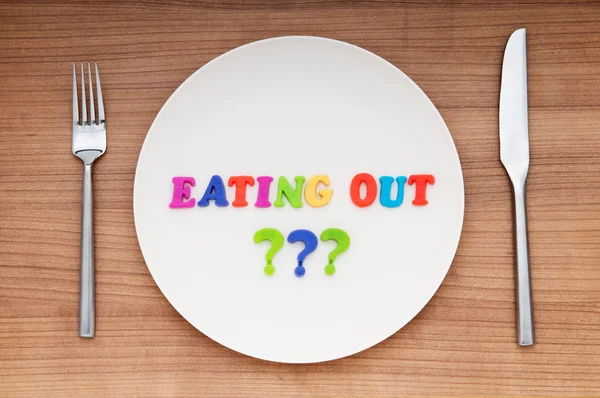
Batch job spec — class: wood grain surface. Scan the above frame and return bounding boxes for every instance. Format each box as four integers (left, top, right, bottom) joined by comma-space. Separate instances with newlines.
1, 0, 599, 396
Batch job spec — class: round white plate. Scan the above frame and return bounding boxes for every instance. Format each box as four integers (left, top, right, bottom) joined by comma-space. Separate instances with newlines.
134, 36, 464, 363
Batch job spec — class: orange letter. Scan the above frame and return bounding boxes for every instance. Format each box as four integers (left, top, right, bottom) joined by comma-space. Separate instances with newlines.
228, 176, 255, 207
408, 174, 435, 206
350, 173, 377, 208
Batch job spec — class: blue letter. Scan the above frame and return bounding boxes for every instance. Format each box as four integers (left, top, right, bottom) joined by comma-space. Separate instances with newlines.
379, 176, 407, 208
198, 175, 229, 207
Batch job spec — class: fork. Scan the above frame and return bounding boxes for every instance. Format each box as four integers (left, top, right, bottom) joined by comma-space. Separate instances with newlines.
72, 63, 106, 338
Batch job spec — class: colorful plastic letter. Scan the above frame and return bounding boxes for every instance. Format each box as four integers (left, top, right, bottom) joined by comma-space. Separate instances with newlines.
349, 173, 377, 207
274, 176, 306, 208
320, 228, 351, 276
254, 228, 284, 276
287, 229, 319, 277
197, 175, 229, 207
169, 177, 196, 209
228, 176, 255, 208
379, 176, 408, 208
255, 176, 273, 208
305, 175, 333, 208
408, 174, 435, 206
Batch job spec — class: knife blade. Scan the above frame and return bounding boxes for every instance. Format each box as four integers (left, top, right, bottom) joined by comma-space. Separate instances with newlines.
500, 28, 534, 346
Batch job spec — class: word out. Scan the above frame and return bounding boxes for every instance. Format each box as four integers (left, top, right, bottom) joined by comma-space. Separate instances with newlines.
253, 228, 351, 277
169, 174, 435, 210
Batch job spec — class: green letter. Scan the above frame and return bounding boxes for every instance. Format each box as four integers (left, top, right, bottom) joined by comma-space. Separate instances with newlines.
274, 176, 306, 208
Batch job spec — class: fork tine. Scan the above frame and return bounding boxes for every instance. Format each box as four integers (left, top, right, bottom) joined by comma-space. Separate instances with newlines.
80, 63, 87, 125
95, 63, 105, 122
72, 63, 79, 125
87, 63, 95, 125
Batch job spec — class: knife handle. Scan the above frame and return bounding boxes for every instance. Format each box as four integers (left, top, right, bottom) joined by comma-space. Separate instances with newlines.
512, 181, 534, 346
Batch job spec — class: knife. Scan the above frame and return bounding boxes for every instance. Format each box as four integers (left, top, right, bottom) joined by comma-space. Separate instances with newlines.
499, 28, 535, 346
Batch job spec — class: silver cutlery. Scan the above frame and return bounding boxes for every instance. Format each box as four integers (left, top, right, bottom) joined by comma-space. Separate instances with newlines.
72, 63, 106, 338
499, 28, 534, 346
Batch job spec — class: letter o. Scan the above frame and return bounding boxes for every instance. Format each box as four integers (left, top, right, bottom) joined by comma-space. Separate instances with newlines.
350, 173, 377, 207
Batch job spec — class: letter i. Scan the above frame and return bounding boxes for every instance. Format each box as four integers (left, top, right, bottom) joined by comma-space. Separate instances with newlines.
255, 176, 273, 208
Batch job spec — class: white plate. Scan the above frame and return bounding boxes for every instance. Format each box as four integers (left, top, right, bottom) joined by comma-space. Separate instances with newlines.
134, 36, 464, 363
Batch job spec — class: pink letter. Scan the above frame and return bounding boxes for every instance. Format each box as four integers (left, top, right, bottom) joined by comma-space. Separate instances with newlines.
255, 176, 273, 208
169, 177, 196, 208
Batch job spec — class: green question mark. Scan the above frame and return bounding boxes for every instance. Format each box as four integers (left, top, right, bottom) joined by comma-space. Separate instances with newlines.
320, 228, 351, 276
253, 228, 284, 276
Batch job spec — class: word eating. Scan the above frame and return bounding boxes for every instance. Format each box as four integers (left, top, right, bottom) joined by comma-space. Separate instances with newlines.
253, 228, 351, 277
169, 173, 435, 209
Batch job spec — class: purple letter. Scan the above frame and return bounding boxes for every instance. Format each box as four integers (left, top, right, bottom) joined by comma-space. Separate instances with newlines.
255, 176, 273, 208
169, 177, 196, 208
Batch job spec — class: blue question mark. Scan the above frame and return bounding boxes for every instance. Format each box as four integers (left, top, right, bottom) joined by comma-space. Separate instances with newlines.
287, 229, 318, 277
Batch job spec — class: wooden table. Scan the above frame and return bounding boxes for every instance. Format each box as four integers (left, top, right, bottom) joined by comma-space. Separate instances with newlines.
1, 1, 599, 396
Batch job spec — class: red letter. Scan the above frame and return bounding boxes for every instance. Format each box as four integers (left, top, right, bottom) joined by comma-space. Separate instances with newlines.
228, 176, 255, 207
350, 173, 377, 207
169, 177, 196, 208
408, 174, 435, 205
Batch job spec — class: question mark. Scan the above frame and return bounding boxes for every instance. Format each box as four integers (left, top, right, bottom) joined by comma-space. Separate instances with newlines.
320, 228, 351, 276
287, 229, 318, 278
253, 228, 284, 276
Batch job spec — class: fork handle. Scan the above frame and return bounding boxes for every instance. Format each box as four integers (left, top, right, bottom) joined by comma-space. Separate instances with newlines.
512, 181, 534, 346
79, 162, 95, 338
